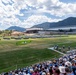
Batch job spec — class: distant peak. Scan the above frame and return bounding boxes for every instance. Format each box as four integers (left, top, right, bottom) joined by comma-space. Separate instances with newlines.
6, 26, 26, 32
66, 17, 76, 19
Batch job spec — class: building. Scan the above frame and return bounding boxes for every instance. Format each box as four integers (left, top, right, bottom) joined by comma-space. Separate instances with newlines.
26, 28, 43, 33
25, 28, 76, 35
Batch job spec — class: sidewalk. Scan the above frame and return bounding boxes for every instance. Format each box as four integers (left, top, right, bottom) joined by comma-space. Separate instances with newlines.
48, 47, 66, 55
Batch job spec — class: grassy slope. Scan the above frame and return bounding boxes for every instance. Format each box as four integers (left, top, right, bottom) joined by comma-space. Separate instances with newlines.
0, 48, 60, 73
0, 35, 76, 72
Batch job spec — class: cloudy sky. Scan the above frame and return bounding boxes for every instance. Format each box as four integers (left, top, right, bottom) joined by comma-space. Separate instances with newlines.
0, 0, 76, 30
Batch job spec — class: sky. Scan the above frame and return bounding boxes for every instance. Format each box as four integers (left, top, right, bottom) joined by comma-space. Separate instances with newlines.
0, 0, 76, 30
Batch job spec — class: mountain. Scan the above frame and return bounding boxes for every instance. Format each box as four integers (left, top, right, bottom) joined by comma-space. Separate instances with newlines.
32, 22, 50, 30
6, 26, 25, 32
32, 17, 76, 30
32, 22, 51, 29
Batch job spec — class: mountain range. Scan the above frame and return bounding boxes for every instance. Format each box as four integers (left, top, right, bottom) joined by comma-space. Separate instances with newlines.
32, 17, 76, 30
6, 26, 25, 32
6, 17, 76, 31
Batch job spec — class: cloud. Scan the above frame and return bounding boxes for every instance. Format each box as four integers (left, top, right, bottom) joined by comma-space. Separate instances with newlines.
0, 0, 76, 29
22, 15, 61, 28
1, 0, 13, 4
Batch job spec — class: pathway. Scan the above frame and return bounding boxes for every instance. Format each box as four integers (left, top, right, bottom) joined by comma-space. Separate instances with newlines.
48, 47, 66, 55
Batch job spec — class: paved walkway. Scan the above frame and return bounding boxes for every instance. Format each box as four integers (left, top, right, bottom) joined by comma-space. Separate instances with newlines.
48, 47, 66, 55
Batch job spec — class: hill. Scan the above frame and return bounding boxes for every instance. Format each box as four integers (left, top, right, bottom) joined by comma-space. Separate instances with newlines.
32, 17, 76, 29
6, 26, 25, 32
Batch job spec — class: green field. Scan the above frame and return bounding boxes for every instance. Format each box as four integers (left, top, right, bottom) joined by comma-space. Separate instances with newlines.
0, 35, 76, 73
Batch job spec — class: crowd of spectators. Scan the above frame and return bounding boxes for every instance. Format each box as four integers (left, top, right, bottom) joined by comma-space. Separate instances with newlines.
1, 51, 76, 75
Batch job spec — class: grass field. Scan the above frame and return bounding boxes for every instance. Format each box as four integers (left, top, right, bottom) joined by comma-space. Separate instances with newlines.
0, 35, 76, 73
